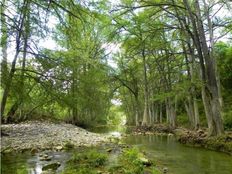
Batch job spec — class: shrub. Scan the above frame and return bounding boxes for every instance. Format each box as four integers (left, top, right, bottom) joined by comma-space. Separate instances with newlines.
118, 148, 144, 174
223, 110, 232, 130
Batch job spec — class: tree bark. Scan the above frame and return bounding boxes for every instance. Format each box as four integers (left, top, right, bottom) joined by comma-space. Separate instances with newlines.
194, 0, 223, 135
1, 0, 8, 88
159, 103, 162, 123
1, 0, 29, 117
142, 45, 150, 126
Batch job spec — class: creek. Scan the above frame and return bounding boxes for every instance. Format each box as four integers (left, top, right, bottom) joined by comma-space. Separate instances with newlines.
1, 126, 232, 174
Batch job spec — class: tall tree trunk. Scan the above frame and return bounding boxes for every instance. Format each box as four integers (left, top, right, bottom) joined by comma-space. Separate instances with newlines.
185, 98, 195, 128
194, 0, 223, 136
19, 1, 30, 120
135, 94, 140, 126
202, 0, 223, 109
142, 46, 150, 126
159, 103, 162, 123
182, 38, 200, 130
1, 0, 8, 88
182, 0, 223, 136
165, 98, 170, 124
1, 0, 29, 117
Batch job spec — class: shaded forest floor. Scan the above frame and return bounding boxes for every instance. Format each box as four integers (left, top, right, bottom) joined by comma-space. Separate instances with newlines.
134, 124, 232, 155
1, 121, 108, 153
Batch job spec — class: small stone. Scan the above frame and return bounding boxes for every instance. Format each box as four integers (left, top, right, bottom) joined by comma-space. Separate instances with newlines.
39, 154, 52, 161
31, 148, 39, 154
55, 146, 63, 151
3, 148, 12, 154
106, 148, 113, 153
139, 157, 152, 166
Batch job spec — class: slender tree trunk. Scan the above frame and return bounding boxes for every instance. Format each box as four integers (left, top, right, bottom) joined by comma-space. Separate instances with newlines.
154, 103, 158, 123
135, 94, 140, 126
1, 51, 20, 117
19, 2, 30, 120
170, 101, 176, 128
1, 0, 28, 117
1, 0, 8, 88
142, 46, 149, 126
165, 98, 170, 124
159, 103, 162, 123
185, 98, 194, 128
193, 96, 199, 130
183, 39, 200, 129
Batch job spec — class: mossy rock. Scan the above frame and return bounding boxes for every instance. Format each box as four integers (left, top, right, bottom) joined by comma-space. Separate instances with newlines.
42, 162, 61, 171
64, 142, 75, 149
2, 147, 13, 154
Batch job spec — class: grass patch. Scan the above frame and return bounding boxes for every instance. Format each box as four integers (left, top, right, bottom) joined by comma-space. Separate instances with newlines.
62, 149, 107, 174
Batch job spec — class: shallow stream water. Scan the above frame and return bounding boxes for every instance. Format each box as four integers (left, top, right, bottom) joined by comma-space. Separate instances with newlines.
122, 134, 232, 174
1, 126, 232, 174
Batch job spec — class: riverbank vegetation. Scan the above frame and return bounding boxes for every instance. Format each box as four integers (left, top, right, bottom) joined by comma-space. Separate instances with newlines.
1, 0, 232, 150
62, 147, 160, 174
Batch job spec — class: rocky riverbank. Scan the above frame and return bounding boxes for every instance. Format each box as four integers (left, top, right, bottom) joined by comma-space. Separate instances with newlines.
133, 124, 232, 155
175, 128, 232, 155
133, 124, 174, 135
1, 121, 108, 153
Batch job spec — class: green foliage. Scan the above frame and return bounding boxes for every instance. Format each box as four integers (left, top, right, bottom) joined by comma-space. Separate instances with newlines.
68, 150, 107, 167
223, 110, 232, 130
109, 147, 161, 174
62, 147, 161, 174
215, 42, 232, 89
62, 167, 97, 174
107, 105, 126, 125
215, 42, 232, 131
177, 114, 190, 127
2, 0, 113, 126
16, 167, 28, 174
63, 149, 107, 174
118, 148, 144, 174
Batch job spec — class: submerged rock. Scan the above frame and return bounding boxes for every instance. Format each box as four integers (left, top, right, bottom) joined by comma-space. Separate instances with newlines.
106, 148, 113, 153
137, 152, 152, 166
41, 169, 56, 174
42, 162, 61, 171
2, 147, 13, 154
40, 156, 52, 161
30, 148, 39, 154
39, 153, 52, 161
139, 157, 152, 166
163, 167, 168, 173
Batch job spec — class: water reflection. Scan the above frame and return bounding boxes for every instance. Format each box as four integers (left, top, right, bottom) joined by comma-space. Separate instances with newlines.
2, 132, 232, 174
1, 151, 71, 174
123, 135, 232, 174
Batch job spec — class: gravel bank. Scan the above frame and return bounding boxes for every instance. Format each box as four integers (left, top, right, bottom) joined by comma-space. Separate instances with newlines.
1, 121, 108, 153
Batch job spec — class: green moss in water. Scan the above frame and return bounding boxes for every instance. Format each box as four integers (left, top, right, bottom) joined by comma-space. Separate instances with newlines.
62, 147, 161, 174
62, 149, 107, 174
109, 147, 161, 174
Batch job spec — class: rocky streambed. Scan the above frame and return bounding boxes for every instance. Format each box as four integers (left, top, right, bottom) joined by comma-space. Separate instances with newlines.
1, 121, 109, 153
